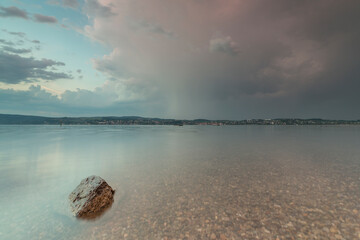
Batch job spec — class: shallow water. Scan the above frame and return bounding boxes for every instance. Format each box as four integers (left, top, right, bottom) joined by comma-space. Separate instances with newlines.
0, 125, 359, 239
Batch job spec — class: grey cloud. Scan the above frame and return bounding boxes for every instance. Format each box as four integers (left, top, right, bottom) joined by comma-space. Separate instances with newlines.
47, 0, 79, 9
4, 31, 26, 38
0, 51, 71, 84
46, 0, 60, 6
0, 86, 59, 109
34, 14, 58, 24
0, 39, 14, 46
0, 6, 58, 25
0, 85, 161, 117
0, 6, 28, 19
76, 69, 82, 73
0, 86, 93, 116
63, 0, 79, 9
209, 35, 239, 56
35, 69, 71, 80
61, 88, 106, 107
3, 30, 41, 45
2, 46, 32, 54
84, 0, 116, 18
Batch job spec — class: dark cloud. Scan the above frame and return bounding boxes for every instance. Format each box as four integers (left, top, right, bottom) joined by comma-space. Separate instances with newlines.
85, 0, 360, 119
84, 0, 116, 18
32, 40, 41, 44
0, 51, 72, 84
2, 46, 31, 54
34, 14, 58, 24
0, 6, 28, 19
76, 69, 82, 73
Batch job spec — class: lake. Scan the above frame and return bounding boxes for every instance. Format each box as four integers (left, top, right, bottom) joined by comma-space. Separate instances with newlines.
0, 125, 359, 239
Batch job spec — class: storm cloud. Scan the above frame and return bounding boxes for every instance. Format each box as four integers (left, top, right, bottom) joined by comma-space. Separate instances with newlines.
82, 0, 360, 119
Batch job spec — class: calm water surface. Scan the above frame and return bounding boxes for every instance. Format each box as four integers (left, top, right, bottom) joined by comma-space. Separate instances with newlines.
0, 125, 359, 239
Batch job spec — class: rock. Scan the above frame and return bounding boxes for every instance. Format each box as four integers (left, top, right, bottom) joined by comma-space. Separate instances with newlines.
69, 175, 115, 218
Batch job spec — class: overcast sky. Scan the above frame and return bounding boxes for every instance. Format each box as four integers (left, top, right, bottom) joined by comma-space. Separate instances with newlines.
0, 0, 359, 119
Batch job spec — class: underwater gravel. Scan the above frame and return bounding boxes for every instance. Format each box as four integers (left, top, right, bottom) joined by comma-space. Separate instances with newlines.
79, 156, 360, 240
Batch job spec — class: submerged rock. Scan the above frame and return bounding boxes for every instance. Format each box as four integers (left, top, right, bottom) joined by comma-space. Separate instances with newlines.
69, 175, 115, 218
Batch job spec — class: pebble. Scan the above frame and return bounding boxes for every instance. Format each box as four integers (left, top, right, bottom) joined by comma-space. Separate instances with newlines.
330, 226, 338, 233
62, 157, 360, 240
220, 233, 227, 240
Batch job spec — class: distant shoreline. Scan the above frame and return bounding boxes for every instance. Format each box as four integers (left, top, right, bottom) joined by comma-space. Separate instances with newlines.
0, 113, 359, 125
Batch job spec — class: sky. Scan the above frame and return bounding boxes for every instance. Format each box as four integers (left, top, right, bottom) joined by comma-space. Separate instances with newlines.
0, 0, 359, 119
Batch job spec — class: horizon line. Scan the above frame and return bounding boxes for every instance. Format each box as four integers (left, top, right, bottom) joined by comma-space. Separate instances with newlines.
1, 113, 359, 122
